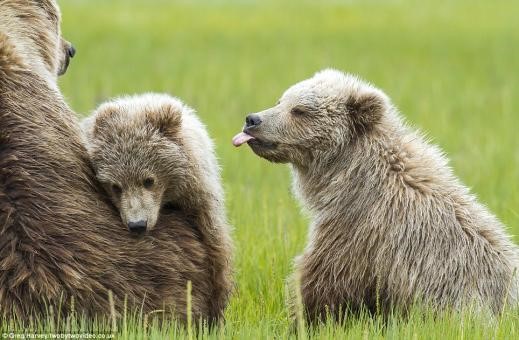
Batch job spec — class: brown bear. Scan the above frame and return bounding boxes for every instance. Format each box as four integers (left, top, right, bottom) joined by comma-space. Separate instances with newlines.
81, 93, 234, 314
233, 69, 519, 322
0, 0, 232, 325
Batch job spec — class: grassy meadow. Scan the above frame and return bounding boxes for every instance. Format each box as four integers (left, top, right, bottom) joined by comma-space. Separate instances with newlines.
5, 0, 519, 338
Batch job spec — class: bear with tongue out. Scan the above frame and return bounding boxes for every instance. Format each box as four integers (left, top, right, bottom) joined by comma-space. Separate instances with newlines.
233, 69, 519, 322
232, 131, 255, 146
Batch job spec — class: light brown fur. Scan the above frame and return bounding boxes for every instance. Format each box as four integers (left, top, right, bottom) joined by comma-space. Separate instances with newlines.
236, 69, 519, 322
0, 0, 231, 324
0, 0, 73, 84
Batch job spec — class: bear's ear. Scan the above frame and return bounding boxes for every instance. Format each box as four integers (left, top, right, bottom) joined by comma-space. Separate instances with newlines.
346, 91, 388, 132
92, 107, 120, 138
146, 103, 182, 139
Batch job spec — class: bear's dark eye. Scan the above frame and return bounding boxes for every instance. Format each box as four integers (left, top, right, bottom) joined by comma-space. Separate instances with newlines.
291, 106, 307, 116
143, 178, 155, 189
111, 184, 122, 196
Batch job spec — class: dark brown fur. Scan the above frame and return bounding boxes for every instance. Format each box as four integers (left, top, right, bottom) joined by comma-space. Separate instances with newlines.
0, 0, 231, 324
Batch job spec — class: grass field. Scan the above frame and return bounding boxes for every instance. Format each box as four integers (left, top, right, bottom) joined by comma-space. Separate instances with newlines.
4, 0, 519, 338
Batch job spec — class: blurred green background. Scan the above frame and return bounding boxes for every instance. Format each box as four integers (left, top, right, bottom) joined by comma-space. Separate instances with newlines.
58, 0, 518, 337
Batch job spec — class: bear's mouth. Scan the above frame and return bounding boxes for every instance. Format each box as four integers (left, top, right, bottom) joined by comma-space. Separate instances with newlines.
232, 132, 255, 147
232, 131, 277, 149
248, 138, 277, 150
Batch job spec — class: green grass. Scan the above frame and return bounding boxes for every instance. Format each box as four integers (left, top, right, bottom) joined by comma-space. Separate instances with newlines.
6, 0, 519, 338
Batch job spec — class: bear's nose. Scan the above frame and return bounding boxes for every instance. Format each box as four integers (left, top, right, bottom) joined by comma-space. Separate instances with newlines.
68, 45, 76, 58
128, 220, 147, 233
245, 114, 262, 128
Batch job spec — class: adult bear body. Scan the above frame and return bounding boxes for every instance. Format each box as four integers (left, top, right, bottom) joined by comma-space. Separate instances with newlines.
0, 0, 232, 324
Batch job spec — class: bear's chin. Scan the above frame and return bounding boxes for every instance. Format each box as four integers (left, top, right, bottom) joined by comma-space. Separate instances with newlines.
248, 141, 290, 163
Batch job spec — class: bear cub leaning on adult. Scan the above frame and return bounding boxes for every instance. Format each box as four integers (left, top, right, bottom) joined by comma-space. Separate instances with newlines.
83, 93, 233, 322
233, 69, 519, 322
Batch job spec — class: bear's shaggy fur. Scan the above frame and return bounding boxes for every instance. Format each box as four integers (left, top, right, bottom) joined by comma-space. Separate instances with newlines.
82, 93, 234, 320
0, 0, 232, 324
234, 69, 519, 321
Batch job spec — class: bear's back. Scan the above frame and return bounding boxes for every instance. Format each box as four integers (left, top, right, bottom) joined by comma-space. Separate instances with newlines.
0, 53, 213, 321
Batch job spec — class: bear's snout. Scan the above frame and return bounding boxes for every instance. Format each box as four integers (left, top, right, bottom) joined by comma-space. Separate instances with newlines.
68, 45, 76, 58
128, 220, 147, 234
245, 114, 262, 128
58, 42, 76, 76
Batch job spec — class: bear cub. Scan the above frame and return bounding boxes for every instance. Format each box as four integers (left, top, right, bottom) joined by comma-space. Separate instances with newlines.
83, 94, 211, 233
234, 69, 519, 322
83, 93, 233, 322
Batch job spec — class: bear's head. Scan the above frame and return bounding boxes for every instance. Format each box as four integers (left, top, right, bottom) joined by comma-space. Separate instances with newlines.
83, 94, 189, 234
233, 69, 390, 167
0, 0, 75, 82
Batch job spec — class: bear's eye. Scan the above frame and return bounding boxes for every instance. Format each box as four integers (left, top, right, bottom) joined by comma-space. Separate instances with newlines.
291, 106, 307, 116
111, 184, 122, 196
143, 178, 155, 189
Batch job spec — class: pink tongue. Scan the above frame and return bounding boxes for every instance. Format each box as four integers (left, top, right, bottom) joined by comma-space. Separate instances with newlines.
232, 132, 255, 147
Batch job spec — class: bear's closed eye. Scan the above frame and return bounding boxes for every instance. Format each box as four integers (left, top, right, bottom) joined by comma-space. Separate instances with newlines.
291, 106, 307, 116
